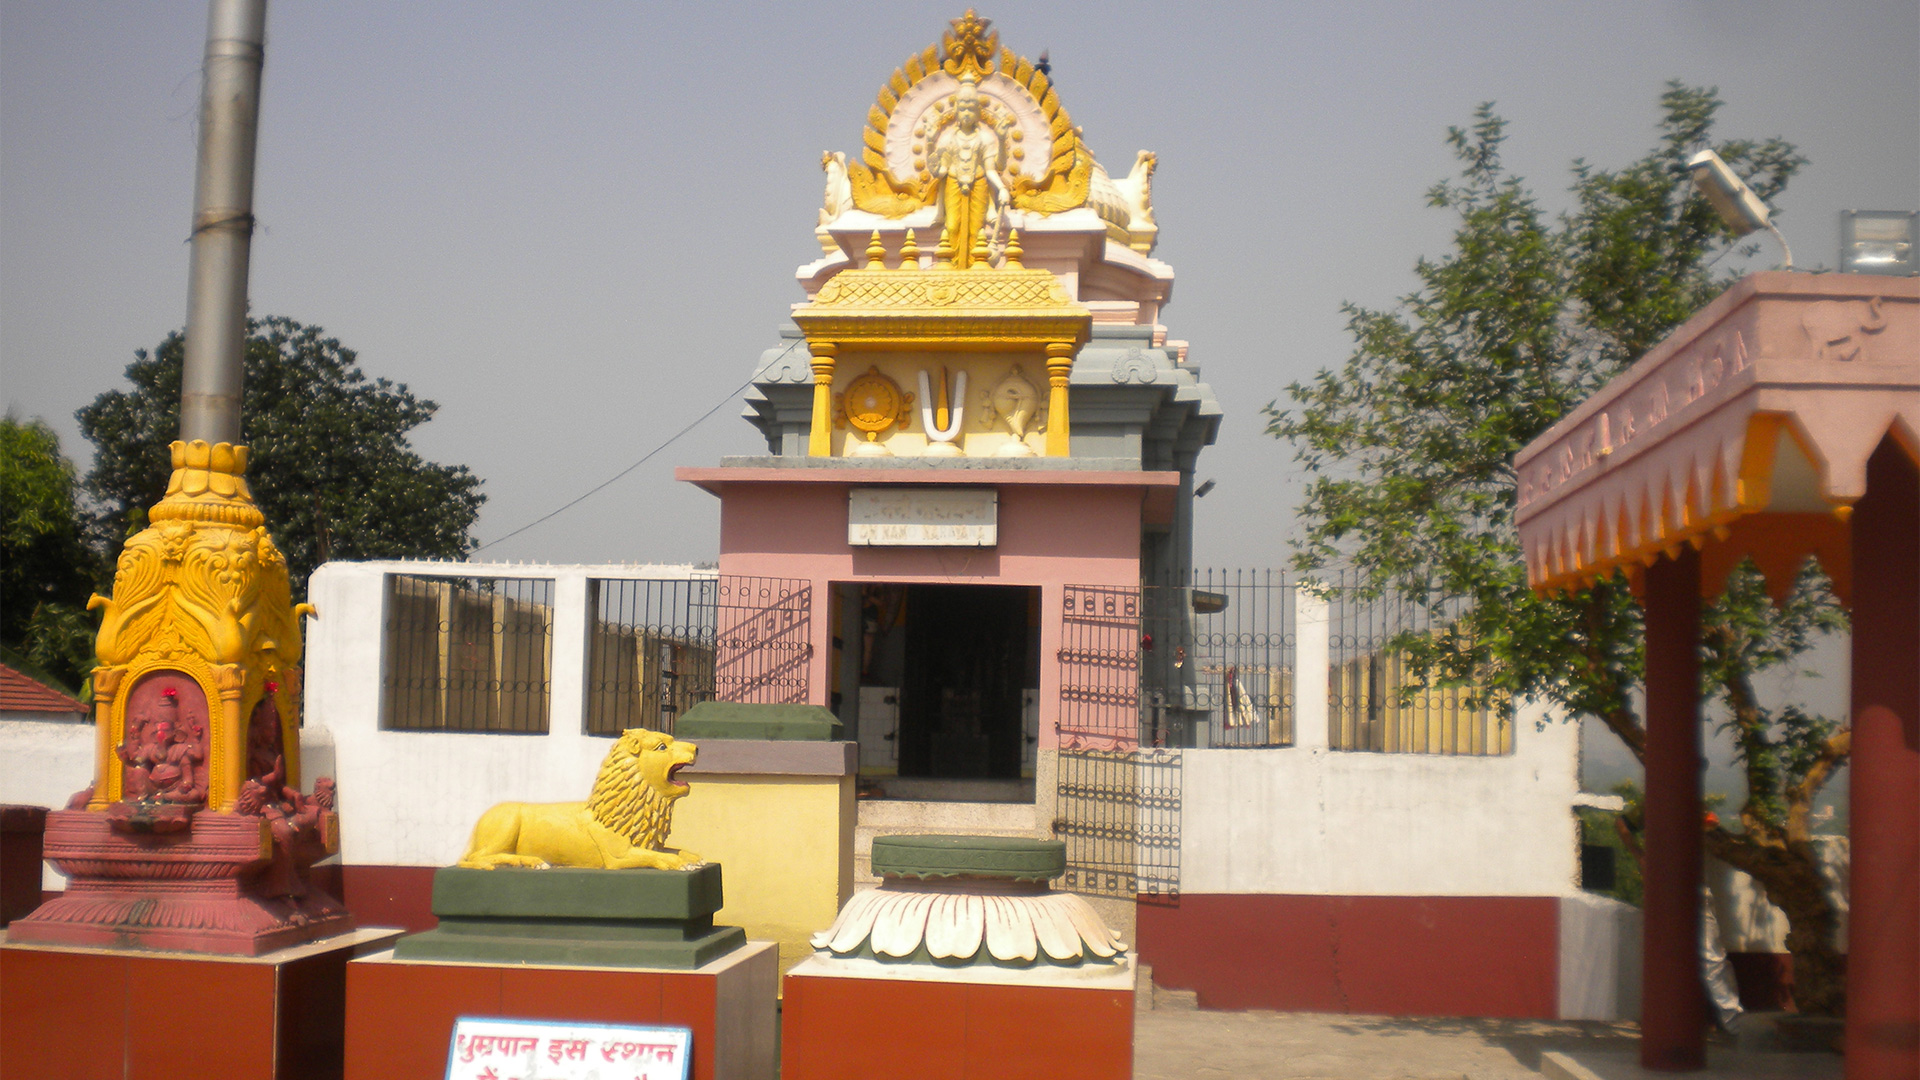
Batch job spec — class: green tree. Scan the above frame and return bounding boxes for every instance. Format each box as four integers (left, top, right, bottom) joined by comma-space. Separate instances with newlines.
1268, 84, 1851, 1013
0, 415, 98, 692
78, 316, 486, 598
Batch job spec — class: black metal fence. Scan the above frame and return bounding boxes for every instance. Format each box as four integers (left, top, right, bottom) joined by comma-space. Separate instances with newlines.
1322, 571, 1511, 755
1141, 568, 1296, 748
380, 572, 812, 736
586, 577, 717, 736
381, 574, 554, 733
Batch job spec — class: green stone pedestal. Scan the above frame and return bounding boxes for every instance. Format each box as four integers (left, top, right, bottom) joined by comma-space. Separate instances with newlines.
391, 864, 745, 969
675, 701, 844, 741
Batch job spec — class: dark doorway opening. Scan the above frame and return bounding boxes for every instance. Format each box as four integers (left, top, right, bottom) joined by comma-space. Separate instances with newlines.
899, 584, 1036, 780
837, 582, 1039, 791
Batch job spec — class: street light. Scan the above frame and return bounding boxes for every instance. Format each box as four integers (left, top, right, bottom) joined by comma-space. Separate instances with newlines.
1687, 149, 1793, 269
1840, 210, 1917, 276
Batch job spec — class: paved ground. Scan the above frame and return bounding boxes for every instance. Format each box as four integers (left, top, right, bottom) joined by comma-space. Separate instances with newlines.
1132, 1008, 1847, 1080
1133, 1009, 1637, 1080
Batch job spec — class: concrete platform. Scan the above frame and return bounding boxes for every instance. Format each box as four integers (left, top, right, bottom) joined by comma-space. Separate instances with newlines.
2, 926, 403, 1080
346, 939, 778, 1080
392, 864, 746, 969
785, 951, 1136, 1080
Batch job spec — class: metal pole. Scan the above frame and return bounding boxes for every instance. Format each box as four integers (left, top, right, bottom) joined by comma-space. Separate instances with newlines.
179, 0, 267, 446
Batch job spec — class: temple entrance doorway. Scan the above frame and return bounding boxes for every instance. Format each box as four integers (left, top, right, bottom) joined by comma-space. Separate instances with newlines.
834, 582, 1040, 801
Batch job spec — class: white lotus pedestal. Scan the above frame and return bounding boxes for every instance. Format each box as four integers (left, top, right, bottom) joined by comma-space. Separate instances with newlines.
780, 836, 1135, 1080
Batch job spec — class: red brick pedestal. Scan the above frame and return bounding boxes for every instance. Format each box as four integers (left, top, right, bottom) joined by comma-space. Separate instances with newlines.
781, 954, 1136, 1080
344, 940, 778, 1080
0, 926, 401, 1080
11, 808, 353, 955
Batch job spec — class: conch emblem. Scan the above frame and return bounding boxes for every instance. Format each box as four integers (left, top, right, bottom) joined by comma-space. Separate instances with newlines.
987, 366, 1038, 456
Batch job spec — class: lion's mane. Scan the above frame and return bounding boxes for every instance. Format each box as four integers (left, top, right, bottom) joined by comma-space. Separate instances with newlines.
584, 728, 676, 851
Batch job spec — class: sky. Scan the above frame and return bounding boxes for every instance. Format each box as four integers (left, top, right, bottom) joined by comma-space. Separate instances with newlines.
3, 0, 1915, 574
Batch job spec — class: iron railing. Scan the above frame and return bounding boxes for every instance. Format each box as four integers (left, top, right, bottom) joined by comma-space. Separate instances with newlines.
1054, 583, 1182, 903
381, 574, 554, 733
1056, 584, 1143, 749
1141, 568, 1296, 748
585, 577, 717, 736
1322, 571, 1511, 755
714, 576, 813, 705
1055, 745, 1181, 902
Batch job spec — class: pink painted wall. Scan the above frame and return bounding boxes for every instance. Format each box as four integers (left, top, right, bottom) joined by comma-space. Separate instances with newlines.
709, 480, 1145, 752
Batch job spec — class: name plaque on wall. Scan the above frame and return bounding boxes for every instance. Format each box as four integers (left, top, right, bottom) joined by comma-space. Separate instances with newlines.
848, 488, 998, 546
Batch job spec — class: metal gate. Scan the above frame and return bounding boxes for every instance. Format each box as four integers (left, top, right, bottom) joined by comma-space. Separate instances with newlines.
713, 576, 813, 704
1054, 584, 1181, 902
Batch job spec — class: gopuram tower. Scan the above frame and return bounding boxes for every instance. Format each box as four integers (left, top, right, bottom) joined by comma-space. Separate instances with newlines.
680, 11, 1219, 832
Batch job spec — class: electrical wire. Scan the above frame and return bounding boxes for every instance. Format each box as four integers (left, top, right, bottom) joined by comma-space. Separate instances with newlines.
472, 345, 797, 554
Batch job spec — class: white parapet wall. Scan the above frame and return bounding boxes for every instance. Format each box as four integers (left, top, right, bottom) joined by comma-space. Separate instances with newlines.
1558, 892, 1643, 1021
0, 716, 94, 891
304, 559, 714, 868
1179, 696, 1581, 897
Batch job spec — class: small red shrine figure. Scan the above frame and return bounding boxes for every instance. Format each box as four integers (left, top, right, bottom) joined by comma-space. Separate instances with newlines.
245, 682, 287, 792
236, 684, 336, 899
107, 678, 211, 829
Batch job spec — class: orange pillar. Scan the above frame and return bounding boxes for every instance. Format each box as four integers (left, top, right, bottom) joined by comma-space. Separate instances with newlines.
1845, 439, 1919, 1080
1641, 546, 1706, 1071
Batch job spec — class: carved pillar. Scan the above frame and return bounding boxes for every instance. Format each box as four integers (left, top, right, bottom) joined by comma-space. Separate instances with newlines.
87, 667, 124, 808
808, 342, 839, 457
1044, 341, 1075, 457
211, 664, 247, 811
281, 668, 304, 789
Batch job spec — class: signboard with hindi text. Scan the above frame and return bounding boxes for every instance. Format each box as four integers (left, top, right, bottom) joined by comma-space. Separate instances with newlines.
848, 487, 997, 546
445, 1017, 690, 1080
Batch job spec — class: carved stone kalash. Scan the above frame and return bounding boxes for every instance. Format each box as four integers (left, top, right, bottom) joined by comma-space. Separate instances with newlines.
8, 440, 352, 955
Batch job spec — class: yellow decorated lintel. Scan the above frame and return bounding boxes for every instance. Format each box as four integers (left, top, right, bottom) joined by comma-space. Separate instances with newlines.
793, 230, 1088, 458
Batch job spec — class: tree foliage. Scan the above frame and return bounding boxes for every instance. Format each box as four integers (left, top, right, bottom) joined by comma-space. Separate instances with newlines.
0, 415, 97, 691
78, 316, 486, 598
1268, 84, 1850, 1013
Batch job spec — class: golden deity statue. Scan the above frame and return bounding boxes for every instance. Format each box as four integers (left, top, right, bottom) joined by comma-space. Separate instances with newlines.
929, 77, 1009, 268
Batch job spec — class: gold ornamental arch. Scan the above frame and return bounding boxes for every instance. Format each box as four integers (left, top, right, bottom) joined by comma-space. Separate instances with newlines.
846, 9, 1092, 218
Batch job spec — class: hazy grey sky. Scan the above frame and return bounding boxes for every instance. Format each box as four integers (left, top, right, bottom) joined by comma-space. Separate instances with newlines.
4, 1, 1915, 569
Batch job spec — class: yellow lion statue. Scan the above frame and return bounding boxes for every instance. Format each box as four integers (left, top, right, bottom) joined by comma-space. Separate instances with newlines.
458, 728, 704, 871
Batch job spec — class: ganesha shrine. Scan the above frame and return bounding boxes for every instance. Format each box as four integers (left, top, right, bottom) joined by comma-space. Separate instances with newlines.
8, 440, 352, 955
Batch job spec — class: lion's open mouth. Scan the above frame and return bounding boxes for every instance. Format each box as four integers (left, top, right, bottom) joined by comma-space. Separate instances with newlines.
667, 762, 690, 789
